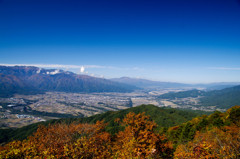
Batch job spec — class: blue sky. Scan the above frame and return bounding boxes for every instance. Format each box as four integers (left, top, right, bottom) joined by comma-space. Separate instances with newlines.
0, 0, 240, 83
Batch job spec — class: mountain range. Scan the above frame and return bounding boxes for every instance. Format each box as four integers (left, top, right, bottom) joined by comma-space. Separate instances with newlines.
1, 65, 240, 98
110, 77, 240, 90
0, 66, 137, 97
110, 77, 190, 89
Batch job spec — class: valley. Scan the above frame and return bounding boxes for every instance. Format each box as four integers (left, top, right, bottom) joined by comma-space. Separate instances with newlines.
0, 88, 225, 128
0, 66, 239, 129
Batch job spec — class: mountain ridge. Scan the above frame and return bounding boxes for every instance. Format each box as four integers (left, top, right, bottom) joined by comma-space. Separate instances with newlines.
0, 66, 138, 97
110, 77, 240, 89
110, 77, 190, 88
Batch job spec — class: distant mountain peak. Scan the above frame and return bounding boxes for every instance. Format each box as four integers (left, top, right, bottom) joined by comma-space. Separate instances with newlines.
111, 77, 189, 88
0, 66, 137, 97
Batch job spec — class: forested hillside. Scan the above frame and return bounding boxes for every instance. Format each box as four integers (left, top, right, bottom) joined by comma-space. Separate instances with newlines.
0, 105, 208, 144
200, 85, 240, 108
1, 105, 239, 158
158, 89, 205, 99
158, 85, 240, 109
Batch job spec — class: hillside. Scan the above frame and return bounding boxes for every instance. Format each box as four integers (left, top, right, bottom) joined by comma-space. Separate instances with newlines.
158, 85, 240, 109
171, 106, 240, 158
0, 66, 138, 97
0, 104, 208, 144
1, 105, 239, 158
200, 85, 240, 109
167, 105, 240, 143
158, 89, 205, 99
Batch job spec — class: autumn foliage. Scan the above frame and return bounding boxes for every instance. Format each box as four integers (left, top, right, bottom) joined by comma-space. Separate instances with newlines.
113, 112, 173, 158
174, 106, 240, 159
0, 112, 173, 158
0, 122, 110, 158
0, 106, 239, 159
174, 125, 240, 159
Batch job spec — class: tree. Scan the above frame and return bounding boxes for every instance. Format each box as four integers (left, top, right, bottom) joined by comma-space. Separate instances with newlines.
64, 121, 112, 159
174, 125, 240, 159
113, 112, 173, 158
0, 122, 111, 158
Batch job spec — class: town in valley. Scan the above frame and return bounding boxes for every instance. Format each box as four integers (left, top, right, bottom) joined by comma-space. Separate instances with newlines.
0, 88, 222, 128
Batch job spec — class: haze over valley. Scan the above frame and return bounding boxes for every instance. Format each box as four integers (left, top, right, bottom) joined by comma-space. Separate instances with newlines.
1, 66, 240, 128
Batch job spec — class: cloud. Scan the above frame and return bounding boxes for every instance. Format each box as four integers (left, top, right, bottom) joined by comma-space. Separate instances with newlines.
208, 67, 240, 71
0, 63, 108, 69
80, 66, 85, 73
0, 63, 143, 71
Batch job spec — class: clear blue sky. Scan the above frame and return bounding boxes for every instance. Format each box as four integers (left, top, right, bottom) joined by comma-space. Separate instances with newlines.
0, 0, 240, 83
